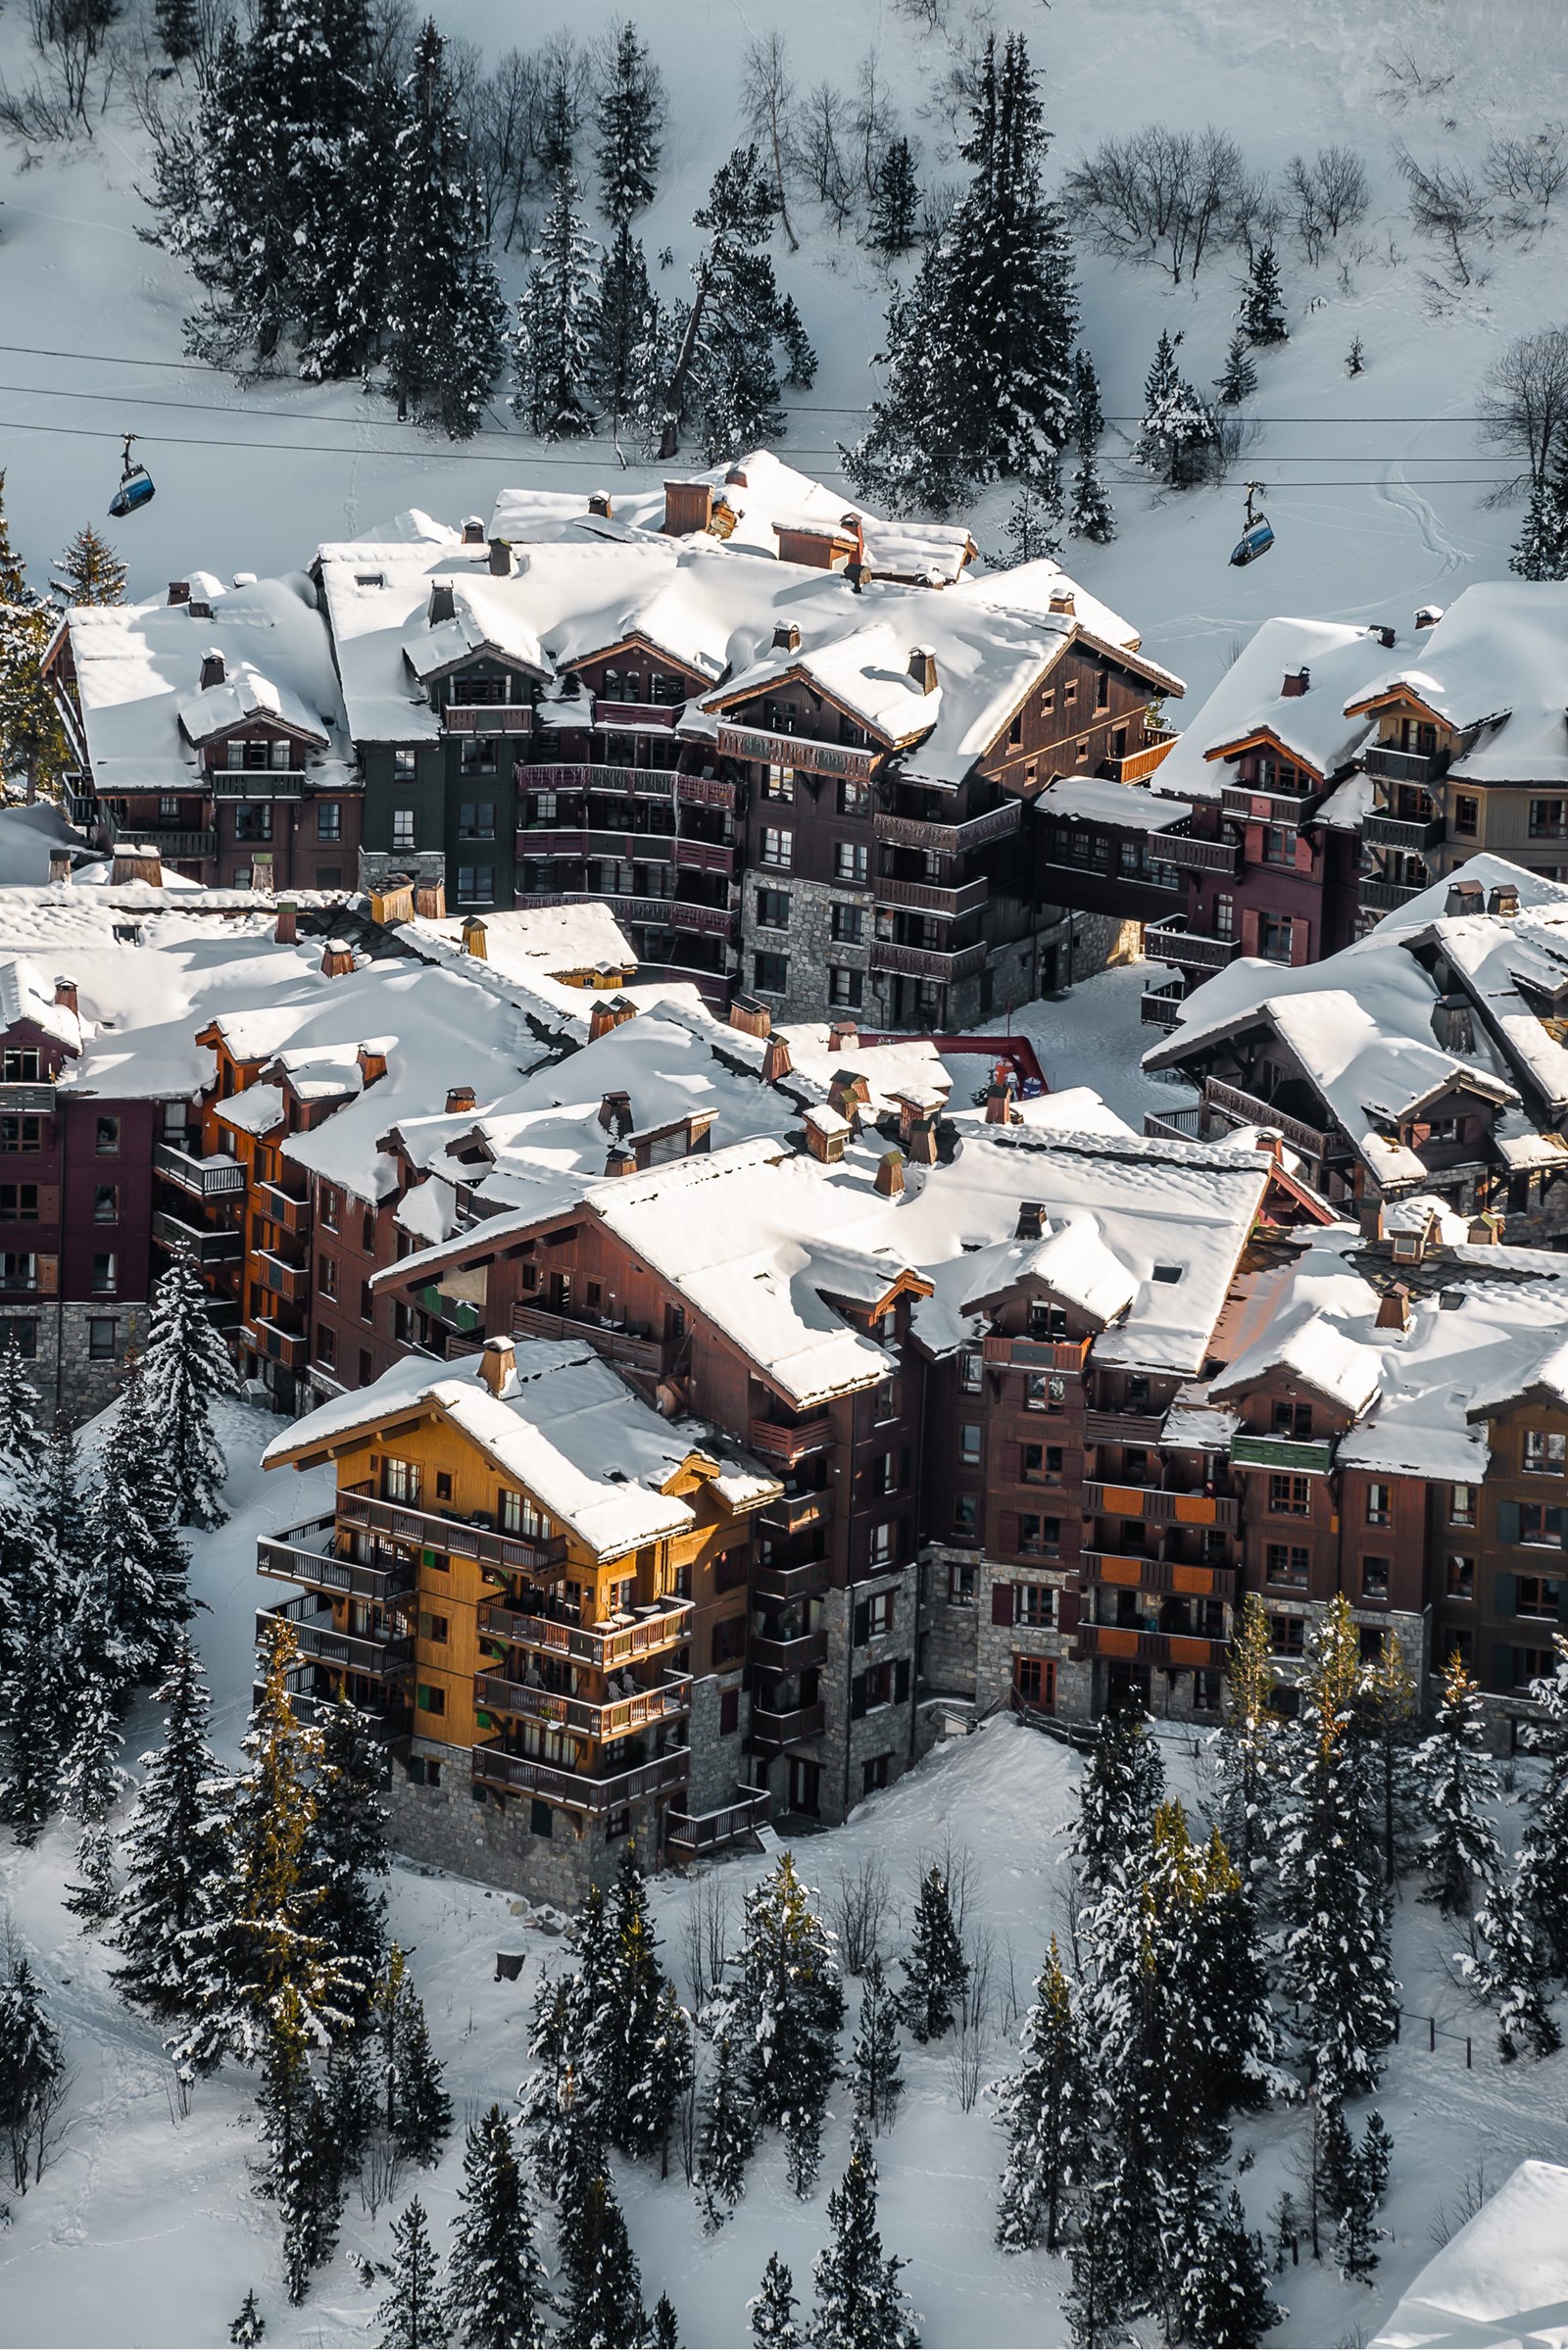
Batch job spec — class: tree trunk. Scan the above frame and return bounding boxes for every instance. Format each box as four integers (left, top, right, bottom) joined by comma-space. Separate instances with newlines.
657, 267, 710, 460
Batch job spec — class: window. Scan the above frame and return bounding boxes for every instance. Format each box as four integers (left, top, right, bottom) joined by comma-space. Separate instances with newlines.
952, 1491, 978, 1535
531, 790, 558, 822
756, 888, 791, 930
762, 765, 795, 802
838, 777, 871, 817
316, 1322, 336, 1366
1, 1049, 39, 1082
1359, 1626, 1385, 1663
1366, 1483, 1392, 1527
391, 808, 416, 851
874, 1374, 900, 1421
499, 1489, 550, 1539
1270, 1613, 1306, 1657
1361, 1555, 1390, 1599
1263, 825, 1298, 866
959, 1423, 982, 1465
1513, 1646, 1556, 1688
88, 1317, 116, 1359
95, 1116, 120, 1155
862, 1752, 892, 1795
418, 1611, 450, 1644
0, 1252, 37, 1290
1446, 1554, 1475, 1600
958, 1348, 982, 1394
93, 1185, 118, 1224
1018, 1514, 1061, 1558
360, 1281, 374, 1322
1454, 795, 1478, 838
1272, 1400, 1313, 1438
1017, 1583, 1054, 1628
1029, 1300, 1069, 1337
874, 1447, 903, 1495
1517, 1575, 1563, 1620
828, 965, 864, 1009
0, 1116, 41, 1152
1521, 1502, 1567, 1546
458, 802, 496, 839
0, 1184, 37, 1221
319, 1185, 341, 1231
866, 1589, 895, 1638
90, 1252, 117, 1295
760, 827, 793, 869
456, 866, 495, 905
416, 1683, 446, 1715
1265, 1543, 1309, 1589
1014, 1655, 1054, 1710
1450, 1483, 1476, 1527
830, 903, 864, 945
1260, 912, 1295, 963
1531, 799, 1568, 839
1524, 1430, 1567, 1472
316, 801, 341, 843
382, 1456, 421, 1504
754, 951, 789, 996
460, 734, 498, 774
233, 803, 272, 842
318, 1253, 339, 1300
1026, 1371, 1066, 1412
1268, 1474, 1310, 1515
393, 748, 416, 779
0, 1318, 36, 1356
854, 1662, 894, 1714
1214, 895, 1234, 940
834, 841, 869, 884
947, 1558, 977, 1604
869, 1521, 896, 1569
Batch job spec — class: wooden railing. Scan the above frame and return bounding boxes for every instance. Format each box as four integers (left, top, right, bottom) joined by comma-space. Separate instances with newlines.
750, 1700, 828, 1747
1074, 1622, 1227, 1670
475, 1667, 692, 1742
477, 1595, 692, 1670
337, 1486, 567, 1575
1084, 1483, 1238, 1529
665, 1788, 773, 1853
748, 1411, 833, 1466
511, 1301, 673, 1378
752, 1627, 829, 1673
874, 800, 1021, 854
1203, 1077, 1330, 1162
470, 1739, 689, 1813
1079, 1552, 1236, 1599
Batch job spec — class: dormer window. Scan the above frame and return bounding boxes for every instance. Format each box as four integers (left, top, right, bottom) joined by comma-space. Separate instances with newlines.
1029, 1300, 1068, 1339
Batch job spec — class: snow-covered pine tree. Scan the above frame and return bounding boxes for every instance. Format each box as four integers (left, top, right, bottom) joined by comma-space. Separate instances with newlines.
1332, 2125, 1387, 2284
1062, 2195, 1123, 2350
730, 1851, 845, 2196
1216, 328, 1258, 406
1069, 448, 1115, 544
776, 293, 818, 389
1170, 2181, 1285, 2347
255, 1981, 342, 2302
602, 1839, 691, 2167
1191, 1821, 1283, 2123
648, 144, 805, 463
0, 472, 70, 796
1520, 1637, 1568, 1975
811, 2126, 921, 2350
112, 1638, 230, 2018
1511, 473, 1568, 582
305, 1695, 390, 2016
1470, 1861, 1561, 2060
517, 1969, 587, 2201
513, 170, 600, 441
154, 0, 201, 63
443, 2104, 548, 2350
1278, 1594, 1398, 2102
1240, 239, 1289, 344
1072, 347, 1104, 452
898, 1863, 969, 2043
1073, 1694, 1162, 1893
536, 36, 583, 179
1359, 1635, 1419, 1885
60, 1683, 126, 1927
228, 2288, 266, 2346
1213, 1591, 1278, 1878
377, 2193, 447, 2350
750, 2253, 803, 2350
1414, 1652, 1504, 1915
594, 20, 663, 226
372, 1942, 452, 2169
852, 1954, 904, 2135
995, 469, 1064, 568
138, 1250, 241, 1529
868, 137, 919, 255
87, 1355, 193, 1690
0, 1361, 68, 1844
297, 31, 408, 385
0, 1950, 65, 2194
384, 22, 508, 437
846, 32, 1077, 514
51, 526, 127, 607
651, 2293, 680, 2349
593, 224, 655, 440
993, 1934, 1087, 2251
557, 2158, 646, 2350
695, 2028, 756, 2230
1134, 329, 1223, 489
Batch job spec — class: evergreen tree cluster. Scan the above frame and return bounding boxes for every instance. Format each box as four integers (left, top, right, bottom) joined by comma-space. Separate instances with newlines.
0, 1945, 66, 2195
0, 474, 71, 799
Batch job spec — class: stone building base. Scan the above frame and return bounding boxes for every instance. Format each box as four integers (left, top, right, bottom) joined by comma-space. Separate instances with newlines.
385, 1738, 664, 1907
0, 1297, 147, 1426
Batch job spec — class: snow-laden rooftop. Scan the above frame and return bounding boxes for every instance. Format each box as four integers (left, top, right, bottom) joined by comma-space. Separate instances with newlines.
1153, 614, 1401, 802
1036, 775, 1193, 832
1347, 581, 1568, 784
1371, 2159, 1568, 2349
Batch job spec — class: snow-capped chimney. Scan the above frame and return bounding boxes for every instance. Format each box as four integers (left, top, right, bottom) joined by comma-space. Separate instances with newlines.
729, 993, 772, 1040
167, 580, 190, 607
725, 465, 750, 489
1015, 1200, 1045, 1240
48, 851, 73, 888
772, 621, 802, 654
874, 1149, 906, 1199
461, 914, 488, 959
1281, 666, 1310, 698
828, 1017, 858, 1054
488, 539, 513, 577
320, 939, 355, 979
414, 881, 445, 920
1375, 1285, 1410, 1333
1489, 883, 1521, 918
273, 901, 298, 946
908, 645, 938, 695
53, 975, 78, 1016
112, 847, 163, 888
662, 481, 713, 536
1445, 879, 1484, 919
984, 1064, 1015, 1125
232, 572, 257, 588
761, 1034, 793, 1087
588, 996, 637, 1042
1370, 624, 1396, 649
461, 516, 485, 545
604, 1141, 638, 1177
1468, 1211, 1503, 1247
199, 649, 226, 690
588, 489, 612, 518
1432, 994, 1475, 1053
357, 1042, 389, 1088
1415, 606, 1443, 630
597, 1090, 634, 1138
428, 581, 456, 626
476, 1336, 514, 1396
1048, 589, 1076, 616
445, 1083, 477, 1114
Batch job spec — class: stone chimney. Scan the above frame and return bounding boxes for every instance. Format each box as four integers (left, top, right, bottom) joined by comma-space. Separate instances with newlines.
908, 645, 938, 695
488, 539, 513, 577
415, 881, 446, 920
462, 516, 486, 545
588, 489, 612, 518
1432, 994, 1475, 1053
598, 1090, 634, 1137
112, 847, 164, 888
461, 914, 488, 959
1375, 1285, 1410, 1333
874, 1149, 906, 1199
589, 996, 638, 1043
199, 649, 225, 690
1415, 605, 1443, 630
828, 1017, 859, 1053
984, 1064, 1015, 1124
906, 1114, 939, 1165
167, 580, 191, 607
476, 1335, 515, 1395
729, 993, 772, 1040
605, 1141, 638, 1176
357, 1042, 388, 1088
1281, 666, 1310, 698
772, 621, 802, 654
428, 581, 456, 626
48, 851, 73, 888
761, 1034, 794, 1086
273, 901, 298, 946
1489, 883, 1521, 918
805, 1104, 851, 1162
445, 1083, 477, 1115
1445, 879, 1484, 919
320, 938, 355, 979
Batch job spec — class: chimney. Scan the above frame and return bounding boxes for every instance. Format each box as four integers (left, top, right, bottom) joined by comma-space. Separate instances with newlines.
1432, 994, 1475, 1053
588, 489, 612, 518
167, 580, 190, 607
729, 992, 772, 1040
589, 996, 637, 1043
597, 1089, 634, 1137
199, 649, 225, 690
461, 914, 488, 958
52, 975, 78, 1019
187, 598, 212, 620
1468, 1210, 1503, 1247
874, 1149, 906, 1199
1281, 666, 1310, 698
1489, 883, 1521, 918
1358, 1202, 1385, 1242
772, 621, 802, 655
906, 1113, 939, 1165
428, 581, 456, 626
908, 645, 938, 695
1445, 879, 1484, 919
1015, 1200, 1045, 1240
1048, 589, 1076, 616
1371, 624, 1396, 649
805, 1104, 851, 1162
357, 1042, 388, 1088
605, 1140, 638, 1176
1253, 1131, 1284, 1164
488, 539, 513, 577
828, 1017, 858, 1054
273, 901, 298, 946
231, 571, 257, 588
320, 938, 355, 979
112, 847, 164, 888
1415, 605, 1443, 630
48, 851, 73, 888
445, 1083, 477, 1115
843, 513, 869, 591
476, 1335, 515, 1395
725, 465, 750, 489
984, 1064, 1015, 1125
827, 1071, 866, 1126
761, 1033, 794, 1086
662, 481, 713, 537
462, 516, 486, 545
414, 881, 446, 920
1375, 1284, 1410, 1333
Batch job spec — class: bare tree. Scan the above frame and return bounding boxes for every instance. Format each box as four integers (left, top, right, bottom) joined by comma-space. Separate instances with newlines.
799, 79, 855, 227
1065, 123, 1255, 283
828, 1855, 890, 1976
948, 1928, 992, 2114
681, 1876, 731, 2014
1397, 146, 1491, 284
469, 47, 544, 247
1287, 145, 1368, 261
741, 30, 799, 250
1378, 44, 1457, 111
853, 50, 892, 205
1477, 324, 1568, 490
1487, 127, 1568, 234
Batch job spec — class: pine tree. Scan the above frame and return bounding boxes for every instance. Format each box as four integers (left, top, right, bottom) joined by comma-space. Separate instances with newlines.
1414, 1653, 1503, 1915
1518, 1637, 1568, 1974
750, 2253, 802, 2350
651, 2292, 679, 2349
1216, 328, 1258, 406
61, 1686, 126, 1927
1073, 1695, 1162, 1893
1278, 1596, 1398, 2102
228, 2288, 266, 2345
648, 145, 804, 464
1359, 1636, 1419, 1886
604, 1840, 690, 2167
0, 473, 70, 798
993, 1936, 1087, 2252
729, 1851, 845, 2196
557, 2158, 646, 2350
1511, 474, 1568, 581
1332, 2127, 1387, 2284
1240, 239, 1289, 343
372, 1943, 452, 2169
256, 1982, 342, 2302
51, 526, 127, 607
378, 2194, 448, 2350
443, 2105, 548, 2350
1071, 348, 1104, 451
0, 1366, 69, 1845
1171, 2181, 1285, 2346
1069, 448, 1115, 544
87, 1355, 193, 1691
305, 1695, 389, 2016
138, 1250, 241, 1529
868, 137, 919, 256
852, 1954, 904, 2135
898, 1864, 969, 2042
1470, 1860, 1562, 2060
811, 2127, 921, 2350
846, 33, 1077, 514
112, 1639, 230, 2019
594, 20, 663, 225
1347, 335, 1366, 376
1214, 1591, 1278, 1878
513, 170, 600, 441
695, 2028, 756, 2230
384, 24, 508, 437
0, 1951, 65, 2194
995, 471, 1063, 568
1134, 329, 1222, 490
1062, 2195, 1123, 2350
593, 224, 655, 440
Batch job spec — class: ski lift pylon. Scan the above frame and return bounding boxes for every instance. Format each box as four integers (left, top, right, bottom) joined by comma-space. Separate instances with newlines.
1229, 479, 1273, 567
109, 432, 155, 519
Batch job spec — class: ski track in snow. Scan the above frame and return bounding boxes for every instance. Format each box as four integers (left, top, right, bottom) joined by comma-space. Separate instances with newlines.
1376, 465, 1473, 575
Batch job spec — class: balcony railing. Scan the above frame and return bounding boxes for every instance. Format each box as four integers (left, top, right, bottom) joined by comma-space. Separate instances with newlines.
523, 762, 674, 796
1229, 1433, 1337, 1476
1220, 775, 1319, 815
759, 1491, 833, 1536
1203, 1077, 1331, 1162
477, 1595, 693, 1670
672, 837, 735, 876
1359, 876, 1424, 912
1141, 983, 1186, 1030
1079, 1553, 1235, 1600
665, 1787, 773, 1854
715, 723, 875, 783
257, 1603, 414, 1680
255, 1181, 313, 1235
511, 1301, 674, 1379
242, 1319, 310, 1371
1143, 918, 1240, 973
1143, 1104, 1203, 1143
748, 1411, 833, 1466
1363, 811, 1444, 851
475, 1666, 693, 1743
670, 900, 736, 937
1075, 1622, 1228, 1670
873, 874, 990, 918
1083, 1408, 1167, 1444
257, 1525, 417, 1607
874, 800, 1021, 855
256, 1248, 310, 1305
753, 1627, 829, 1673
750, 1700, 828, 1749
676, 773, 736, 809
116, 825, 219, 858
869, 938, 987, 983
470, 1738, 689, 1814
338, 1485, 568, 1576
0, 1081, 55, 1114
593, 699, 678, 730
209, 770, 310, 798
982, 1333, 1093, 1374
444, 704, 532, 734
1365, 743, 1445, 784
152, 1208, 243, 1263
1099, 738, 1178, 786
753, 1557, 832, 1604
1084, 1482, 1238, 1529
1157, 832, 1241, 875
156, 1142, 245, 1198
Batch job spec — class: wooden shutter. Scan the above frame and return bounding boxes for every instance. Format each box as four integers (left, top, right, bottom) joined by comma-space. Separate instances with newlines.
1240, 908, 1261, 957
895, 1658, 910, 1704
997, 1511, 1020, 1554
1496, 1501, 1521, 1546
1000, 1442, 1023, 1482
1295, 830, 1315, 873
991, 1582, 1014, 1627
1493, 1641, 1516, 1691
1494, 1571, 1517, 1620
1057, 1588, 1081, 1635
36, 1255, 58, 1296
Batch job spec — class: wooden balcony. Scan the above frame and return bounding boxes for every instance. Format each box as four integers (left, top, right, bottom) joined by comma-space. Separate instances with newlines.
672, 837, 735, 876
750, 1700, 828, 1749
754, 1556, 832, 1604
1359, 875, 1424, 912
1143, 919, 1240, 973
1203, 1077, 1331, 1162
255, 1181, 312, 1235
592, 699, 678, 729
1099, 737, 1178, 785
475, 1666, 693, 1743
337, 1485, 568, 1576
209, 769, 310, 798
676, 773, 736, 809
752, 1627, 829, 1673
715, 722, 874, 784
1083, 1408, 1167, 1444
1074, 1622, 1228, 1671
873, 874, 989, 918
0, 1080, 55, 1114
151, 1209, 242, 1264
1142, 1103, 1203, 1141
255, 1248, 310, 1306
517, 827, 590, 857
523, 762, 674, 797
870, 938, 987, 983
666, 1787, 773, 1855
749, 1411, 834, 1466
470, 1738, 689, 1814
1230, 1432, 1337, 1476
1084, 1482, 1238, 1529
511, 1301, 674, 1380
156, 1142, 245, 1198
241, 1319, 309, 1371
258, 1528, 417, 1607
759, 1491, 833, 1536
477, 1595, 693, 1670
444, 704, 532, 734
874, 801, 1021, 854
1156, 832, 1240, 875
257, 1600, 413, 1680
1079, 1552, 1236, 1600
1364, 811, 1443, 851
1365, 742, 1445, 785
670, 900, 737, 937
982, 1333, 1093, 1374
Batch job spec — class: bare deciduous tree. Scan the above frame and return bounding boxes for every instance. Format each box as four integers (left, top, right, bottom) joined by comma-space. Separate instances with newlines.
741, 29, 799, 250
1287, 145, 1368, 260
681, 1875, 731, 2015
799, 79, 855, 226
468, 47, 544, 247
1477, 324, 1568, 491
853, 50, 892, 205
1398, 145, 1491, 284
1065, 123, 1258, 283
1487, 127, 1568, 234
828, 1854, 890, 1976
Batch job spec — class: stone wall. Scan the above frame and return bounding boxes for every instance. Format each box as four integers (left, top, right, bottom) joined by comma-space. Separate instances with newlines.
813, 1564, 919, 1825
0, 1299, 146, 1426
385, 1738, 654, 1906
685, 1670, 751, 1815
975, 1556, 1091, 1718
740, 870, 871, 1027
358, 847, 447, 896
917, 1546, 980, 1697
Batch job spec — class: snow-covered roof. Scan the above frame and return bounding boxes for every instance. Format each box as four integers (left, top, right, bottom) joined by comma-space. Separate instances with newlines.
405, 902, 636, 980
176, 660, 328, 749
1346, 581, 1568, 784
0, 955, 82, 1052
1371, 2159, 1568, 2349
1211, 1305, 1383, 1418
1036, 776, 1193, 833
1152, 615, 1402, 803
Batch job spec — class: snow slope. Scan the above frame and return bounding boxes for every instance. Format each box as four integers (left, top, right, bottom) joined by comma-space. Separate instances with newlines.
4, 1402, 1568, 2349
1372, 2160, 1568, 2350
1, 1, 1563, 704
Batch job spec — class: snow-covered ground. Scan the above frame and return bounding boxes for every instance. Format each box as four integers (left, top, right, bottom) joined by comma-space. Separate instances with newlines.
1, 0, 1563, 706
4, 1402, 1568, 2349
